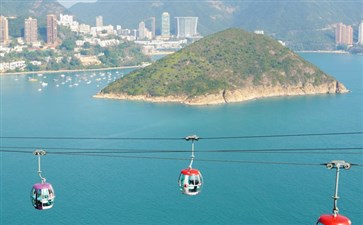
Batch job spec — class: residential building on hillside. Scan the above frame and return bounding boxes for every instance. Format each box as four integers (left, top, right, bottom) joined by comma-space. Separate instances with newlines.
138, 21, 146, 40
175, 17, 198, 38
79, 24, 91, 34
47, 14, 58, 46
161, 12, 170, 38
96, 16, 103, 27
358, 21, 363, 45
24, 17, 38, 43
150, 17, 156, 39
0, 16, 9, 46
59, 14, 74, 26
335, 23, 353, 46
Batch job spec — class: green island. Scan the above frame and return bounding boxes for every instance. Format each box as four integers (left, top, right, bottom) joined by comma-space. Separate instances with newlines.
96, 28, 349, 105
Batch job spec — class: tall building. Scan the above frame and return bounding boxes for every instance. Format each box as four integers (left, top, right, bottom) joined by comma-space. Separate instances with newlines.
138, 21, 146, 39
335, 23, 353, 46
358, 21, 363, 45
24, 17, 38, 43
150, 17, 156, 38
175, 17, 198, 38
47, 14, 58, 45
0, 15, 9, 45
161, 12, 170, 38
96, 16, 103, 27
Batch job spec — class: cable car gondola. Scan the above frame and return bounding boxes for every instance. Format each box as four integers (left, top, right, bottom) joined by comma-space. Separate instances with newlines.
30, 149, 55, 210
316, 161, 352, 225
178, 135, 203, 196
316, 214, 351, 225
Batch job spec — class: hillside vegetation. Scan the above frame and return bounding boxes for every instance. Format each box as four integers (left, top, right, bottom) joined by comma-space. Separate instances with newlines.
2, 0, 67, 37
100, 28, 346, 103
70, 0, 363, 50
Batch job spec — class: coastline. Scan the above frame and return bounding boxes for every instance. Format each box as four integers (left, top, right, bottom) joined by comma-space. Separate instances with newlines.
0, 65, 143, 76
94, 81, 349, 106
295, 50, 349, 54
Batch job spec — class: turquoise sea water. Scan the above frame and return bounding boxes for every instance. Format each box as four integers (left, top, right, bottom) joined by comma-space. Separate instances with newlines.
0, 53, 362, 225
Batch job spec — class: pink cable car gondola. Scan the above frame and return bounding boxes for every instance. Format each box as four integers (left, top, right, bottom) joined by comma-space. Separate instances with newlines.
30, 150, 55, 210
316, 161, 352, 225
178, 135, 203, 196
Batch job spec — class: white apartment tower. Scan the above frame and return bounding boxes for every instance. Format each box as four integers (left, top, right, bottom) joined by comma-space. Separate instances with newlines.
138, 21, 146, 39
175, 17, 198, 38
96, 16, 103, 27
358, 21, 363, 45
161, 12, 170, 38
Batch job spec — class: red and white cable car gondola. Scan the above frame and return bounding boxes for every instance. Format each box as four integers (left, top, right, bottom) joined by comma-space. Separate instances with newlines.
30, 150, 55, 210
178, 135, 203, 196
316, 161, 352, 225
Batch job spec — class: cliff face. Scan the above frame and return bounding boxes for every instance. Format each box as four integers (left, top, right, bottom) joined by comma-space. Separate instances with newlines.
98, 28, 349, 105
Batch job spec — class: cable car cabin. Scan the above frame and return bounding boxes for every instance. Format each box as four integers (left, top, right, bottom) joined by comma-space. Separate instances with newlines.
30, 183, 55, 210
178, 168, 203, 196
316, 214, 351, 225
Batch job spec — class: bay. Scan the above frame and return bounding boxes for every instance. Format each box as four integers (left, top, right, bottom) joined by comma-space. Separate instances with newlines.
0, 53, 362, 225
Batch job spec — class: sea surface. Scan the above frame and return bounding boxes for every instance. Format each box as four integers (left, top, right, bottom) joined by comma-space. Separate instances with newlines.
0, 53, 362, 225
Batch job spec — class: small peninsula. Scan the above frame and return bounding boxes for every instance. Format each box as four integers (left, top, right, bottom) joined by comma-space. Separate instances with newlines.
95, 28, 348, 105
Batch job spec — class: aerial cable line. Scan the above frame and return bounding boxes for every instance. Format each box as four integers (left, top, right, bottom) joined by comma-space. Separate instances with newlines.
0, 136, 185, 141
0, 131, 362, 141
199, 131, 363, 140
1, 149, 363, 155
1, 146, 363, 154
1, 149, 362, 167
31, 152, 363, 167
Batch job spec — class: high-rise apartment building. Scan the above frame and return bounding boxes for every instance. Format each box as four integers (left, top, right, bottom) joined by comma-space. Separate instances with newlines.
96, 16, 103, 27
47, 14, 58, 45
161, 12, 170, 38
24, 17, 38, 43
335, 23, 353, 46
358, 21, 363, 45
138, 21, 146, 39
150, 17, 156, 38
175, 17, 198, 38
0, 15, 9, 45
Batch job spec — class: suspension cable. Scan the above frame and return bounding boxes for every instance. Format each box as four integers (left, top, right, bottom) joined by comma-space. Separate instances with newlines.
0, 131, 361, 141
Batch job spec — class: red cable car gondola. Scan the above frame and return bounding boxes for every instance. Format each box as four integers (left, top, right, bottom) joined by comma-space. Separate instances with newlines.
316, 161, 352, 225
178, 135, 203, 196
316, 214, 351, 225
31, 150, 55, 210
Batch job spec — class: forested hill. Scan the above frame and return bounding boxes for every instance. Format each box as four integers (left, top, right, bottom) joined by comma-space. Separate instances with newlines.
69, 0, 363, 50
98, 28, 348, 105
1, 0, 67, 37
1, 0, 65, 17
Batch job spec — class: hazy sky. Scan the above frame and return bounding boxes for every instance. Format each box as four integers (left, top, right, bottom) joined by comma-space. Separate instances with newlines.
57, 0, 97, 8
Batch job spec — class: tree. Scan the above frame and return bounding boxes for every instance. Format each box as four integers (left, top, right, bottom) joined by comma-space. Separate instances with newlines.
70, 57, 81, 67
60, 39, 75, 51
83, 42, 91, 48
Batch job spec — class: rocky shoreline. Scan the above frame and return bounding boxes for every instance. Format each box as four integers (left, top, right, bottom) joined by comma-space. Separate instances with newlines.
94, 81, 349, 106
